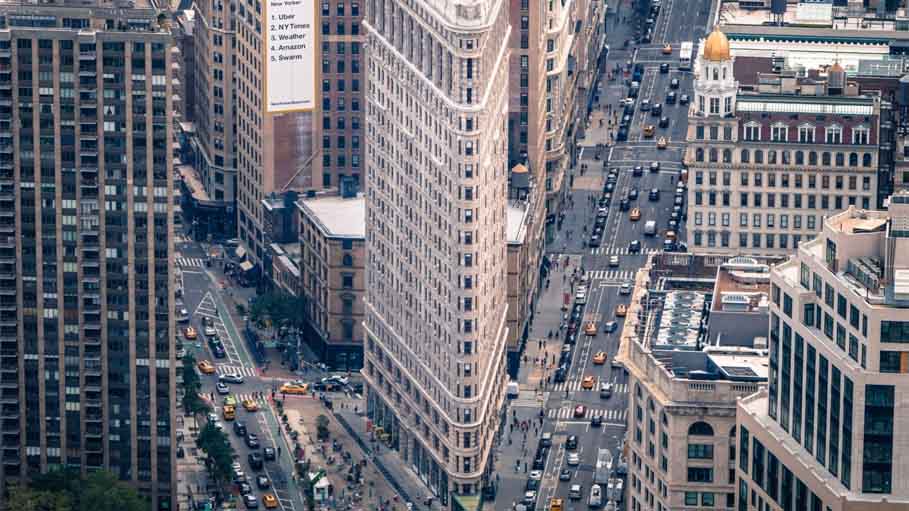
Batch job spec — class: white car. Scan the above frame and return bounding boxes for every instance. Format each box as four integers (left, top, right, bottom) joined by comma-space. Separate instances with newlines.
219, 373, 244, 384
216, 382, 230, 395
609, 256, 620, 267
589, 484, 603, 507
177, 308, 190, 323
204, 325, 217, 337
322, 375, 350, 386
529, 470, 543, 481
620, 282, 632, 295
567, 453, 580, 466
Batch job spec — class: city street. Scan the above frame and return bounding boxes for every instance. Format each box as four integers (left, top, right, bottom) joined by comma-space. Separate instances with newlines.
175, 238, 307, 511
493, 0, 715, 508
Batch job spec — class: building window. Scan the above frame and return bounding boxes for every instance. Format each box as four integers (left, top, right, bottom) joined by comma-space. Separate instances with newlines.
826, 125, 842, 144
772, 123, 788, 142
862, 385, 894, 493
687, 444, 714, 459
687, 467, 713, 483
744, 123, 760, 141
853, 126, 869, 145
798, 124, 815, 143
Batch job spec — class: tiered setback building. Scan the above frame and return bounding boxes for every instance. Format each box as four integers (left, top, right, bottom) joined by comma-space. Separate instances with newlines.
361, 0, 511, 504
617, 254, 776, 511
0, 2, 177, 509
736, 194, 909, 510
686, 29, 885, 256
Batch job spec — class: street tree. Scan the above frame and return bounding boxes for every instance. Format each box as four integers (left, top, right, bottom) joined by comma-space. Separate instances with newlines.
5, 483, 70, 511
181, 352, 211, 416
197, 422, 235, 491
20, 468, 147, 511
315, 414, 330, 441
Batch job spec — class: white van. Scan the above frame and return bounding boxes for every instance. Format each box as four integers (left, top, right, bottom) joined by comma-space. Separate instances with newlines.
644, 221, 657, 235
506, 381, 520, 399
589, 484, 603, 507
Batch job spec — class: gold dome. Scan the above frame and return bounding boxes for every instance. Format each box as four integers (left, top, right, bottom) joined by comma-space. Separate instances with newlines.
703, 27, 731, 61
830, 61, 844, 73
512, 163, 528, 174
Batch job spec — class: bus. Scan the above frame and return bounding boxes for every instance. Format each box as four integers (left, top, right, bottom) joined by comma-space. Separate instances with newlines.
679, 41, 694, 70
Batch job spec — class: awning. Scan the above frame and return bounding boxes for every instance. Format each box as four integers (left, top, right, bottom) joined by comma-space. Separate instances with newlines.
239, 261, 254, 272
235, 246, 246, 259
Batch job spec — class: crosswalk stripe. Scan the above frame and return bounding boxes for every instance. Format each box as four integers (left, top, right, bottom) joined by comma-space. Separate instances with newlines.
584, 270, 635, 281
589, 247, 661, 255
548, 406, 629, 421
216, 364, 258, 377
177, 257, 205, 267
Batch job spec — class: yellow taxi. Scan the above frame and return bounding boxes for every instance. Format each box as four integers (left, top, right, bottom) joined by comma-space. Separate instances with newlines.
662, 44, 672, 55
279, 382, 309, 395
657, 136, 668, 149
616, 304, 628, 317
242, 399, 259, 412
183, 326, 198, 340
581, 376, 596, 390
263, 494, 279, 509
197, 360, 215, 374
593, 352, 607, 365
584, 322, 597, 336
629, 208, 641, 221
223, 395, 237, 407
222, 404, 236, 421
643, 124, 655, 138
550, 497, 564, 511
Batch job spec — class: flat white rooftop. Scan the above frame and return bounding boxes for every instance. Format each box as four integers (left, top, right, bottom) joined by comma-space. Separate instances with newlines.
298, 194, 366, 239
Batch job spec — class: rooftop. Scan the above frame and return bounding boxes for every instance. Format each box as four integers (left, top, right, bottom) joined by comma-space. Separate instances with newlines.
0, 0, 161, 14
507, 201, 529, 245
711, 256, 772, 313
176, 164, 209, 203
735, 94, 876, 116
297, 193, 366, 239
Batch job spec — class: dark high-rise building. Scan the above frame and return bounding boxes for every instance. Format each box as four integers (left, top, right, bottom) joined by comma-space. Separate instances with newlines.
0, 2, 177, 509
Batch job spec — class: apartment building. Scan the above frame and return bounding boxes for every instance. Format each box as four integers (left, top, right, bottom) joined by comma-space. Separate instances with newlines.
686, 29, 885, 256
736, 195, 909, 510
297, 191, 365, 371
616, 253, 776, 511
0, 2, 177, 509
190, 0, 237, 239
361, 0, 512, 505
316, 0, 366, 189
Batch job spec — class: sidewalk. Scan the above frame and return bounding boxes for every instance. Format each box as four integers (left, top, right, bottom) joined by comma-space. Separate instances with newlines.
279, 395, 419, 511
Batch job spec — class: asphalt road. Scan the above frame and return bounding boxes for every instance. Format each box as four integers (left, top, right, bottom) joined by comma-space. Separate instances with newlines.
176, 240, 306, 511
499, 0, 717, 509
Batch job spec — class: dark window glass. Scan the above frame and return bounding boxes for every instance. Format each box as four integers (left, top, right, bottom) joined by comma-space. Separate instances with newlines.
862, 385, 894, 493
739, 426, 749, 474
842, 377, 853, 489
817, 355, 829, 466
880, 321, 909, 343
829, 366, 841, 478
805, 344, 816, 454
780, 323, 792, 431
793, 334, 804, 442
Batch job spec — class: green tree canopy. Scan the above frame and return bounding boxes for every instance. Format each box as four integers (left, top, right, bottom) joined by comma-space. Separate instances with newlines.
249, 292, 308, 330
181, 352, 211, 416
8, 469, 147, 511
196, 422, 235, 490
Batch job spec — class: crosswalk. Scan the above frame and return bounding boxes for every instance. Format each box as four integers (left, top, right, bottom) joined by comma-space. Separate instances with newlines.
177, 257, 206, 268
589, 247, 660, 255
585, 270, 636, 281
233, 393, 270, 405
553, 379, 629, 393
216, 364, 258, 377
549, 406, 628, 422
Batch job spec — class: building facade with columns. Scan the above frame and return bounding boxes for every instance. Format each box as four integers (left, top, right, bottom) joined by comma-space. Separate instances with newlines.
685, 29, 885, 256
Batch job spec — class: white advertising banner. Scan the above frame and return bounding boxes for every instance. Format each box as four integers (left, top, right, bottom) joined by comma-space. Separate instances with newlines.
265, 0, 316, 113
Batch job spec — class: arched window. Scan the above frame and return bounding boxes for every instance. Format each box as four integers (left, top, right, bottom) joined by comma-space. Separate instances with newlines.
723, 149, 732, 163
822, 152, 831, 166
713, 67, 719, 80
849, 152, 858, 167
342, 254, 354, 266
863, 153, 873, 167
768, 150, 777, 164
781, 151, 790, 165
709, 148, 718, 163
754, 150, 764, 164
741, 149, 750, 163
795, 151, 804, 165
836, 152, 845, 166
688, 421, 714, 436
809, 151, 817, 165
696, 148, 705, 162
661, 412, 668, 426
730, 426, 737, 438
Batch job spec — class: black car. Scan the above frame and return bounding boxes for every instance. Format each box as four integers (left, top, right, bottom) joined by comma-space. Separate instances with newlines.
588, 235, 601, 247
212, 345, 226, 359
649, 188, 660, 201
632, 165, 643, 176
246, 433, 260, 449
248, 452, 264, 471
629, 188, 639, 200
239, 482, 252, 495
659, 116, 670, 128
617, 128, 628, 142
233, 421, 247, 436
679, 94, 690, 105
566, 435, 578, 450
619, 198, 630, 211
591, 415, 603, 427
256, 475, 271, 489
554, 367, 567, 383
559, 469, 572, 481
659, 62, 669, 73
651, 103, 662, 116
533, 449, 549, 470
566, 331, 577, 345
526, 478, 540, 491
263, 447, 276, 461
670, 77, 680, 89
639, 100, 650, 112
620, 114, 632, 126
604, 182, 614, 193
666, 91, 676, 104
629, 240, 641, 253
650, 161, 660, 173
